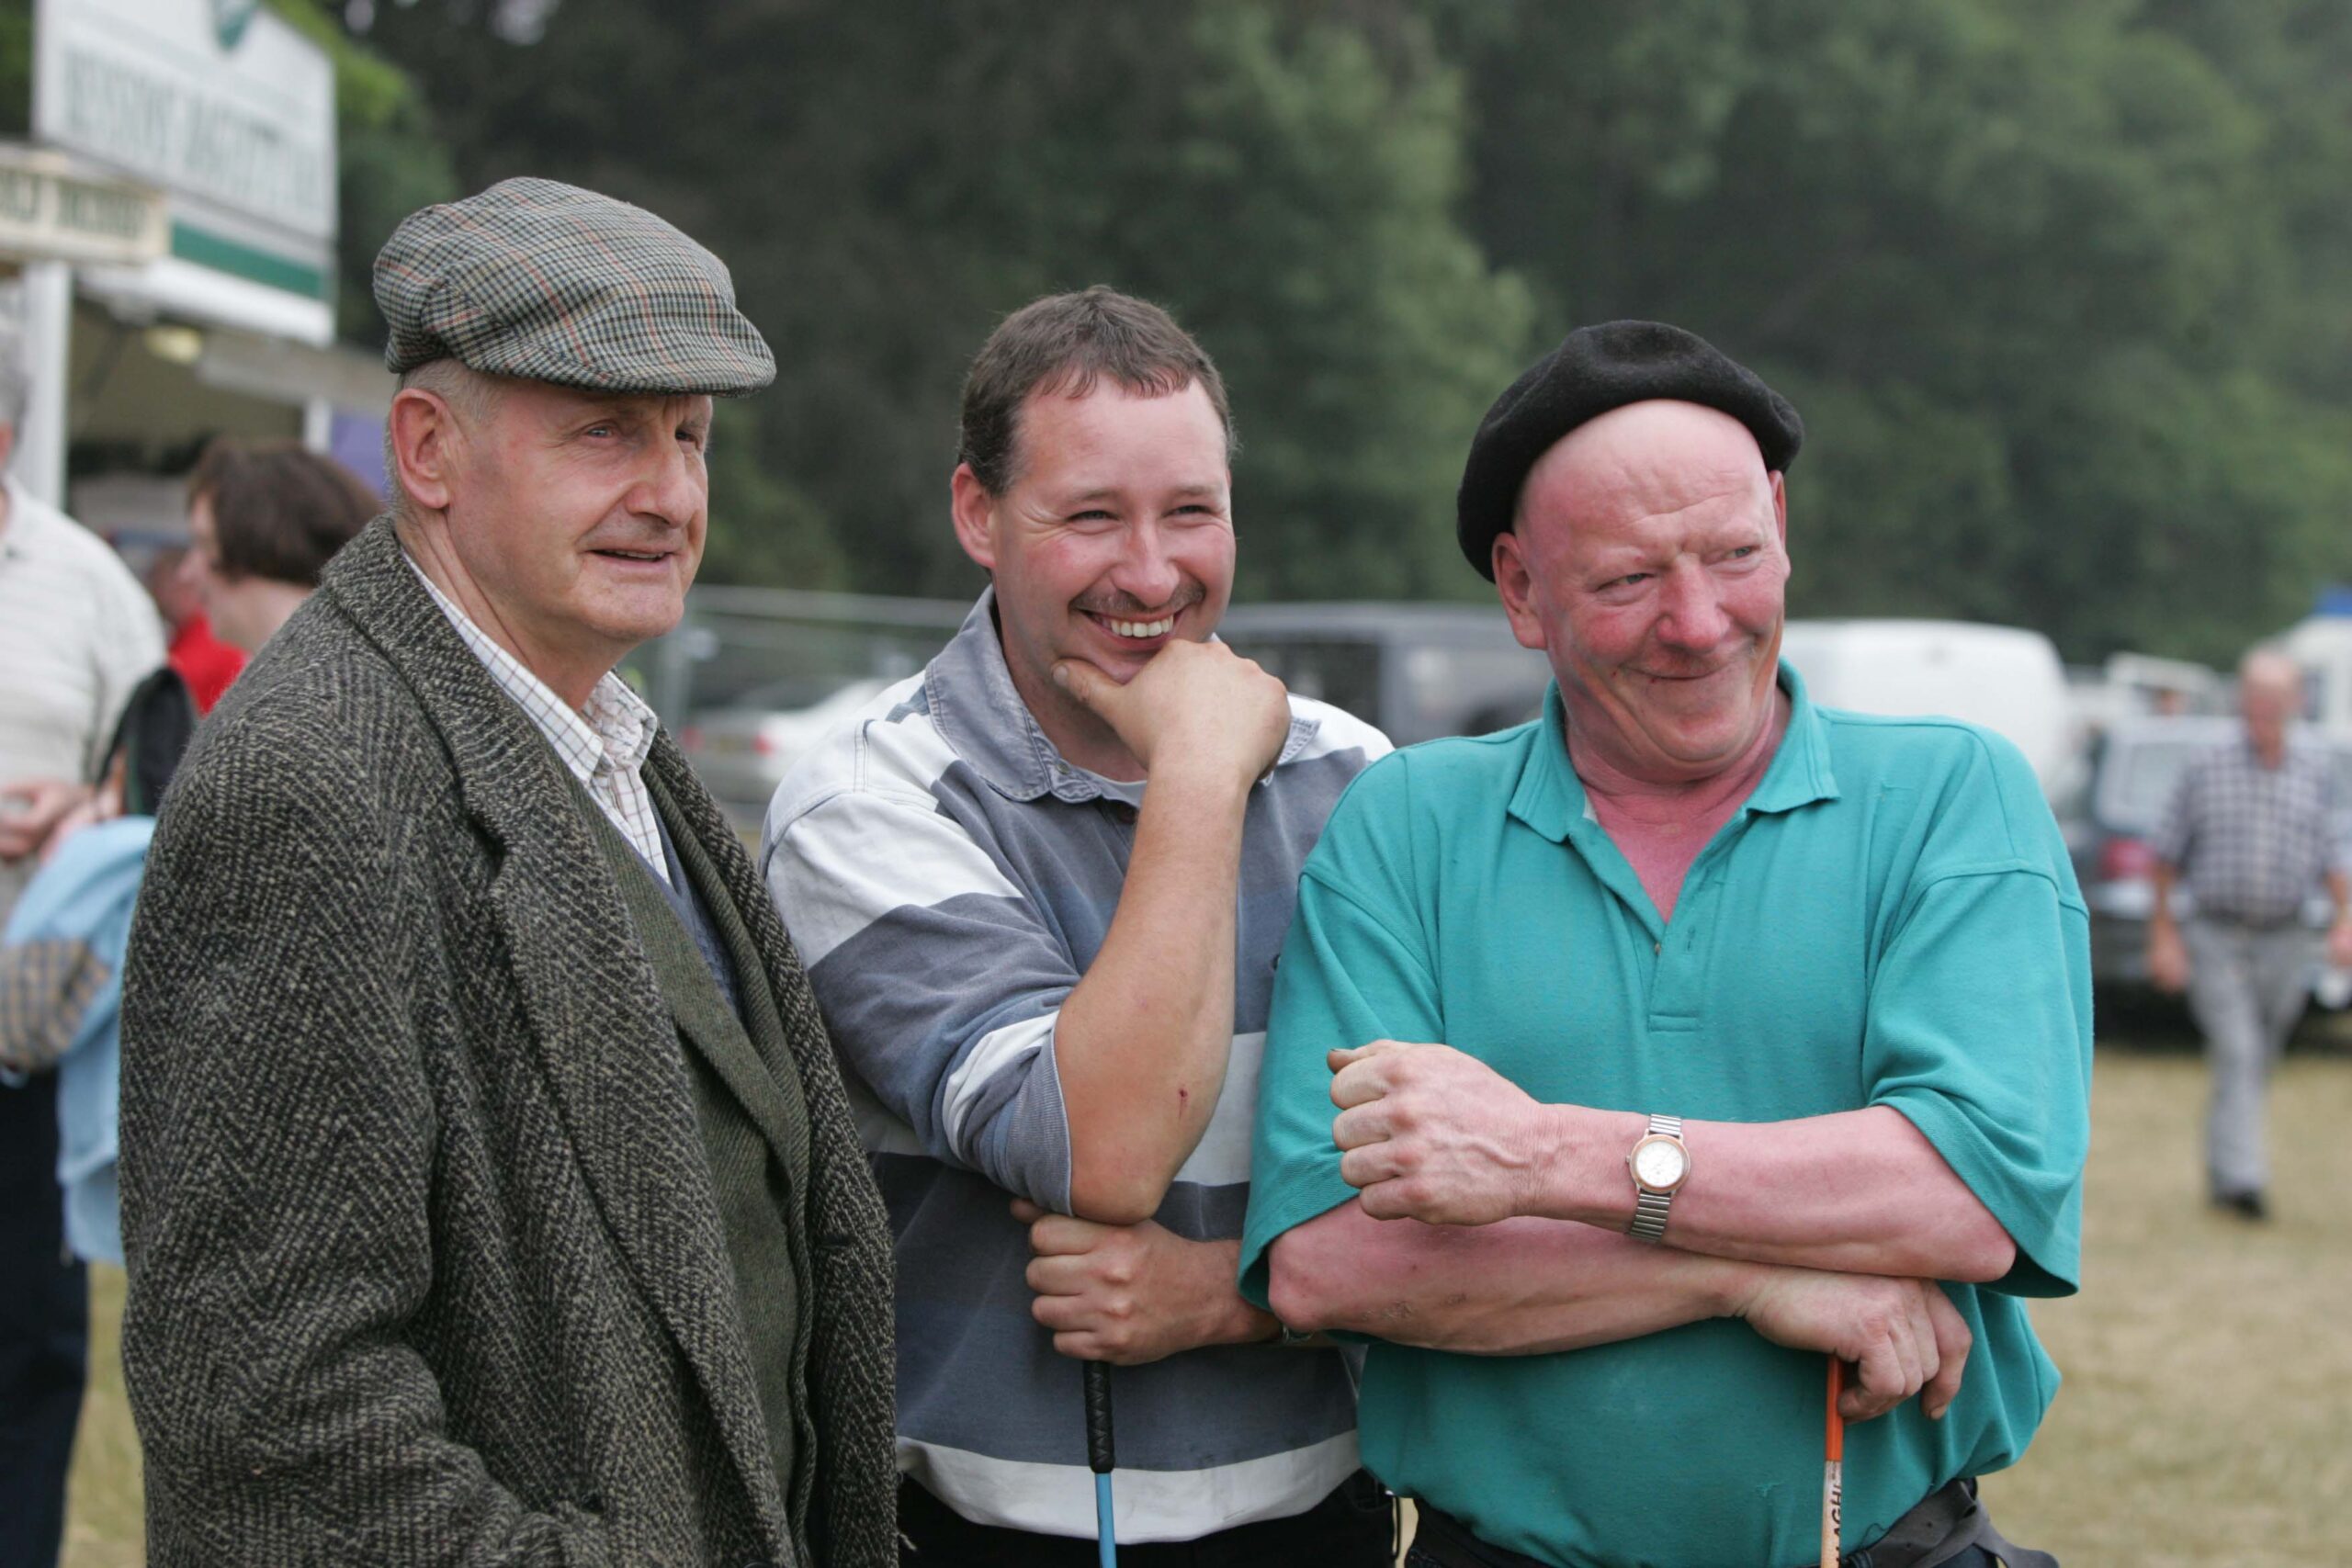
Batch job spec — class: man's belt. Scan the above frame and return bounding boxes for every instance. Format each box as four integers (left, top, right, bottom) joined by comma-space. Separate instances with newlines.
1407, 1478, 2059, 1568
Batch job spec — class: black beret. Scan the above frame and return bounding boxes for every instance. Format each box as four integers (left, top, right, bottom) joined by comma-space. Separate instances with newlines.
1455, 320, 1802, 579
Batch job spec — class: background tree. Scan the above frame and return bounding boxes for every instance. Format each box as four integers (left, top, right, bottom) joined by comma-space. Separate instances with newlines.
1440, 0, 2352, 662
347, 0, 1531, 600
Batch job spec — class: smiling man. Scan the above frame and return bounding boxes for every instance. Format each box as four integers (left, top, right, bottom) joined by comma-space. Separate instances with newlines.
763, 288, 1394, 1562
116, 179, 897, 1567
1240, 322, 2089, 1568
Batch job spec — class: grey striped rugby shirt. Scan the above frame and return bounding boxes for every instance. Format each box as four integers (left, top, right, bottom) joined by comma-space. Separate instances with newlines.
759, 590, 1388, 1542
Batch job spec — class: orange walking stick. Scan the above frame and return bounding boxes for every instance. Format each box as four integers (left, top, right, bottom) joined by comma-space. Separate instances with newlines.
1821, 1357, 1846, 1568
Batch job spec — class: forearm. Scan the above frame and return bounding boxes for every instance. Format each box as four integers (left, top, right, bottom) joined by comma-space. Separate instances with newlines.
2151, 863, 2181, 932
1530, 1104, 2015, 1280
1266, 1199, 1753, 1355
1057, 765, 1252, 1222
2327, 869, 2349, 923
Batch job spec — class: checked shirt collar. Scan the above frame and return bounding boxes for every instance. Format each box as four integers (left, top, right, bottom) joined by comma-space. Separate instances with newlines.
404, 552, 670, 882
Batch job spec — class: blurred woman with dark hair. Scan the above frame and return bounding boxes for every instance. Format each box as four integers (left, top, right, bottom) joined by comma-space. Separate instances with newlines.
175, 437, 379, 656
2, 438, 375, 1274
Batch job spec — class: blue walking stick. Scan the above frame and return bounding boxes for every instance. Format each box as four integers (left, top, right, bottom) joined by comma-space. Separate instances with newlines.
1084, 1360, 1117, 1566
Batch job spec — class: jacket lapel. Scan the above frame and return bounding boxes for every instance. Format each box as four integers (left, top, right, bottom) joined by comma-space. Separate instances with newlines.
605, 802, 810, 1185
318, 520, 792, 1543
644, 735, 902, 1558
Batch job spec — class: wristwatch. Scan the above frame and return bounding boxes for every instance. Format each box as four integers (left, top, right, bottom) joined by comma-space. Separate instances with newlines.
1625, 1113, 1690, 1243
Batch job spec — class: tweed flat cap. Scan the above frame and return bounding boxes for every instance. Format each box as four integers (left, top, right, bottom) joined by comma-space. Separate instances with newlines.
374, 177, 775, 395
1455, 320, 1801, 578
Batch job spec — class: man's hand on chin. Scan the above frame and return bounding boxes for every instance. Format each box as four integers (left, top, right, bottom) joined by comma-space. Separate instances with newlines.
1053, 637, 1291, 785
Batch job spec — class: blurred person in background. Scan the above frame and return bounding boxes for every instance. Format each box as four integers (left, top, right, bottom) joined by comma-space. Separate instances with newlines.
1244, 322, 2085, 1568
143, 547, 243, 715
764, 287, 1396, 1564
2, 436, 368, 1314
2146, 647, 2352, 1221
0, 317, 164, 1568
118, 179, 896, 1567
175, 437, 379, 660
3, 671, 198, 1264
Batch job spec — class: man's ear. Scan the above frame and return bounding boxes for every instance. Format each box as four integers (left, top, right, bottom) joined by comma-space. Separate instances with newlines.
1492, 530, 1548, 653
388, 388, 459, 514
949, 463, 999, 572
1770, 469, 1787, 545
0, 423, 16, 476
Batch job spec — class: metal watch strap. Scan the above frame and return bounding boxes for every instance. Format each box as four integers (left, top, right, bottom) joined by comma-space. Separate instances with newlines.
1628, 1112, 1684, 1244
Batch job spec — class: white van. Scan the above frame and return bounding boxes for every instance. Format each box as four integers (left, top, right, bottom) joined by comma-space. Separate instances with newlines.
1776, 619, 2083, 804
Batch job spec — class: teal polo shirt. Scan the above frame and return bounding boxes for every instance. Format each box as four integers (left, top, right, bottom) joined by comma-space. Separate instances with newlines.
1240, 667, 2091, 1568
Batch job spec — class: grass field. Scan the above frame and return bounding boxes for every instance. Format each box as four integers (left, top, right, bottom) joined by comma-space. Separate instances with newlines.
60, 1047, 2352, 1566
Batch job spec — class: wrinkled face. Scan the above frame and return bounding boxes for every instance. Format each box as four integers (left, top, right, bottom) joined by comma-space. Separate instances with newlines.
441, 380, 713, 674
952, 380, 1234, 743
178, 493, 270, 653
1494, 400, 1790, 784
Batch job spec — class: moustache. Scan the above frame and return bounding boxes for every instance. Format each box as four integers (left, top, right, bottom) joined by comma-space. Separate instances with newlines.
1072, 584, 1205, 619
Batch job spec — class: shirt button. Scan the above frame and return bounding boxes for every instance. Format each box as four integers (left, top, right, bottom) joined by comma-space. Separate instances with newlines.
1654, 942, 1662, 955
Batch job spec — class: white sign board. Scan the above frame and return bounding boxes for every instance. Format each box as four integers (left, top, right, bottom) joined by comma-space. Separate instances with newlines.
0, 144, 169, 266
32, 0, 336, 245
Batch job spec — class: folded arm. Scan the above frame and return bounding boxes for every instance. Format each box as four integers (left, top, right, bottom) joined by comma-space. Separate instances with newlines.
1332, 1043, 2014, 1280
1267, 1199, 1968, 1420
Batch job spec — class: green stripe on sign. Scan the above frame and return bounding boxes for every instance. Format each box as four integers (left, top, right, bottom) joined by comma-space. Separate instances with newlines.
170, 223, 331, 301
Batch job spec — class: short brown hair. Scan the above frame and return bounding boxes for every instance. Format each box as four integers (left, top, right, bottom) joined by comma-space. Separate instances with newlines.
958, 286, 1235, 495
186, 438, 379, 588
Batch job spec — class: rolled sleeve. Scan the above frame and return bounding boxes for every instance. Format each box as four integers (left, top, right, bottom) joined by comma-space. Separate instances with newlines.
1864, 863, 2094, 1296
764, 788, 1078, 1211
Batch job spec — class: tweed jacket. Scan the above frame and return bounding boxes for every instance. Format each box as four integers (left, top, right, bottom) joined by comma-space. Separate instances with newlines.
118, 517, 896, 1568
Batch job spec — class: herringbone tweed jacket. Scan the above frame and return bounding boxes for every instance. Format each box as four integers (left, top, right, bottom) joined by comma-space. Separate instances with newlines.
118, 518, 896, 1568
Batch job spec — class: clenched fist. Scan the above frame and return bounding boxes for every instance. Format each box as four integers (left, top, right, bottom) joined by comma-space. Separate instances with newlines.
1329, 1041, 1560, 1226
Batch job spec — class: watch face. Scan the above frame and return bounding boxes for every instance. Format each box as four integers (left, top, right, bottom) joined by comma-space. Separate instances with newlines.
1633, 1136, 1688, 1190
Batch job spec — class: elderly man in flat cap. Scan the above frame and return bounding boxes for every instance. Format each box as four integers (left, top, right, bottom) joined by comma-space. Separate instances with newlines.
117, 178, 896, 1568
1238, 322, 2087, 1568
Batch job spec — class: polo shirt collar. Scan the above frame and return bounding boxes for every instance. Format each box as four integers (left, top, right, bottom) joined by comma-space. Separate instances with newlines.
927, 587, 1317, 805
1507, 658, 1840, 843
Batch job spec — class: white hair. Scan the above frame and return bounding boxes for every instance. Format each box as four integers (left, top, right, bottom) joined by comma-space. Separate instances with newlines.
382, 359, 503, 518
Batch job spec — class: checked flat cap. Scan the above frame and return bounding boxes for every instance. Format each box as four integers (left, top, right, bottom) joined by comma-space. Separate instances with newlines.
374, 177, 775, 395
1456, 320, 1801, 578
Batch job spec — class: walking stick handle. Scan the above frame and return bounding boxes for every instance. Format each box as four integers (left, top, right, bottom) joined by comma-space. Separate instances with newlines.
1084, 1360, 1115, 1473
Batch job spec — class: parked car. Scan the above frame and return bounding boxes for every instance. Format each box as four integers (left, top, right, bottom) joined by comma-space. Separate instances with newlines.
678, 673, 900, 818
2073, 715, 2352, 996
1215, 602, 1553, 746
1778, 618, 2085, 807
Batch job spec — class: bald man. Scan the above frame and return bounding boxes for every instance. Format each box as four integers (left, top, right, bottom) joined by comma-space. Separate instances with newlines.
2148, 649, 2352, 1222
1238, 323, 2085, 1568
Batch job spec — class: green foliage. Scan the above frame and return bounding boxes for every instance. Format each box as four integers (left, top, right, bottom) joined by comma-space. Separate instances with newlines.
10, 0, 2320, 656
1442, 0, 2352, 659
345, 0, 1529, 601
0, 2, 29, 139
262, 0, 460, 341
